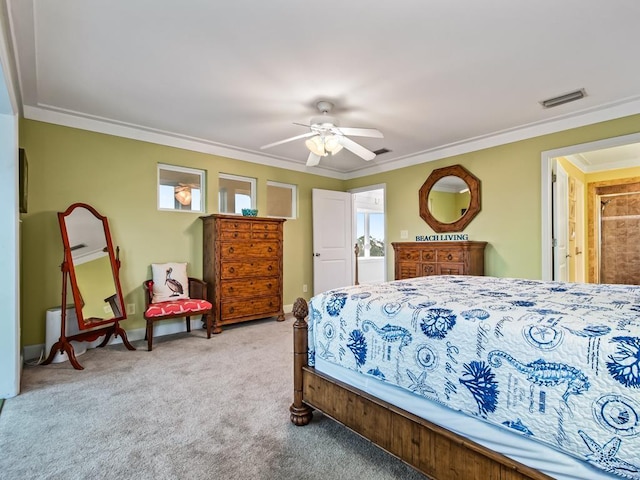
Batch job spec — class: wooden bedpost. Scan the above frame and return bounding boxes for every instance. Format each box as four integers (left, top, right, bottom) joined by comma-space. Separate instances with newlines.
290, 297, 313, 426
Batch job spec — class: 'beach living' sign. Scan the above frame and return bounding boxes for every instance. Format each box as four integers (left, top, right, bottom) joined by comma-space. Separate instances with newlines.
416, 234, 469, 241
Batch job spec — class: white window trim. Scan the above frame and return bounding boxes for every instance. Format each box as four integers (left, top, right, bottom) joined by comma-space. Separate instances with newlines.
266, 180, 297, 219
218, 173, 256, 215
157, 163, 206, 213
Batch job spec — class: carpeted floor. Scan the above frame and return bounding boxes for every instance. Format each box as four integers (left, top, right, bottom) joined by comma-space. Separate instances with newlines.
0, 317, 426, 480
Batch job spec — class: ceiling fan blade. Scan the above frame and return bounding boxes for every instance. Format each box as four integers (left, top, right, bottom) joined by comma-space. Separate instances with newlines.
260, 131, 316, 150
306, 152, 322, 167
335, 127, 383, 138
337, 136, 376, 161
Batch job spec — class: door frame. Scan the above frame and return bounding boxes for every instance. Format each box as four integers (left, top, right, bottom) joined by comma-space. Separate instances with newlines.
349, 183, 387, 284
540, 132, 640, 280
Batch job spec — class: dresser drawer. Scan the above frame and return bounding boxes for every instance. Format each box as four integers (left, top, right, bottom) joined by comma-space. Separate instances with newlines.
220, 241, 280, 258
421, 250, 436, 261
218, 230, 252, 240
219, 219, 252, 231
437, 263, 465, 275
251, 221, 280, 232
220, 260, 279, 279
220, 278, 280, 297
221, 295, 281, 320
437, 249, 464, 263
251, 231, 280, 240
397, 250, 420, 262
397, 263, 419, 279
422, 264, 436, 276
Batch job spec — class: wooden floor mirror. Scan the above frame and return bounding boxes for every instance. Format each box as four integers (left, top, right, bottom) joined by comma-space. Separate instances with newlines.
43, 203, 135, 370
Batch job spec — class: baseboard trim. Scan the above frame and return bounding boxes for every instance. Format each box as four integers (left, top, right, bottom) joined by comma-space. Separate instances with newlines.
24, 304, 295, 362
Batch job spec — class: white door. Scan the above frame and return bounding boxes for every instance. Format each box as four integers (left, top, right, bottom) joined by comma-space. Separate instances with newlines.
553, 161, 569, 281
312, 189, 353, 295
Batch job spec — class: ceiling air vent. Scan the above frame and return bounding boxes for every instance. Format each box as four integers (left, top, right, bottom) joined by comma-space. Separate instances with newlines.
540, 89, 586, 109
373, 148, 391, 155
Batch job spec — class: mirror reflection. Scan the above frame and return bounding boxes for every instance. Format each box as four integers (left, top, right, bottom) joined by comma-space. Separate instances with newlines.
427, 175, 471, 224
419, 164, 481, 233
60, 204, 125, 328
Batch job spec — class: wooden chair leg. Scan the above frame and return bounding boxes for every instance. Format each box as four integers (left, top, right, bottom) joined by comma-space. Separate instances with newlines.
146, 320, 154, 351
204, 313, 212, 339
186, 315, 191, 332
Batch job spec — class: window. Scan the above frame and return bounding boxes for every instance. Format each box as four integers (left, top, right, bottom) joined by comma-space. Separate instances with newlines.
354, 188, 385, 258
158, 164, 205, 213
218, 174, 256, 214
356, 212, 385, 257
266, 181, 297, 219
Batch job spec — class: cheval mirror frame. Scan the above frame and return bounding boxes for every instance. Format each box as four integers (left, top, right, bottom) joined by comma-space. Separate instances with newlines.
419, 164, 481, 233
43, 203, 135, 370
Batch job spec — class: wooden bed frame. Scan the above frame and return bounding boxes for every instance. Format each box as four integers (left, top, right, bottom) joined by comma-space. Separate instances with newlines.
289, 298, 553, 480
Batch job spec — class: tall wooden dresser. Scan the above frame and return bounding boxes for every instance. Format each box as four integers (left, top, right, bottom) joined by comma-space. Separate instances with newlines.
392, 241, 487, 280
201, 214, 285, 333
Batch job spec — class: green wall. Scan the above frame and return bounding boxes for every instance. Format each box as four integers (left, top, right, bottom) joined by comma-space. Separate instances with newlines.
19, 114, 640, 346
346, 114, 640, 282
19, 119, 343, 346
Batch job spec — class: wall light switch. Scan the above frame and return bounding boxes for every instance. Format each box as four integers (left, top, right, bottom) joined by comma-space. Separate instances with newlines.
400, 230, 409, 239
127, 303, 136, 315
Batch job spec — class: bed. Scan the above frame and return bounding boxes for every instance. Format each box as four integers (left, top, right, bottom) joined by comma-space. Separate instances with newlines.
289, 275, 640, 480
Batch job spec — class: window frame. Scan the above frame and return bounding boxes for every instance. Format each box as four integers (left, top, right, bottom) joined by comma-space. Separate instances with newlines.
157, 163, 206, 213
218, 173, 257, 215
266, 180, 297, 219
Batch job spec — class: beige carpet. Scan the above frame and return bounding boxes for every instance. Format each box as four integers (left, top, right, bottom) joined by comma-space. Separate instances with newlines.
0, 317, 426, 480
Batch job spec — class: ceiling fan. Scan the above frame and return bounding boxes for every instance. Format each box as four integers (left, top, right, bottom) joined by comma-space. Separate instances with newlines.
260, 101, 384, 167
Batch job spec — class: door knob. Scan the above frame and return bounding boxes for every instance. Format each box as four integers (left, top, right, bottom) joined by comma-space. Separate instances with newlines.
314, 253, 320, 257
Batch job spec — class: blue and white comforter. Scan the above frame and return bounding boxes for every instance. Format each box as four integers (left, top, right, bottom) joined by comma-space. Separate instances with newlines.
308, 276, 640, 479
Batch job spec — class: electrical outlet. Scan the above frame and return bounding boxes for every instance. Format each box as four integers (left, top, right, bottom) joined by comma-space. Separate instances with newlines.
302, 284, 308, 293
126, 303, 136, 315
400, 230, 409, 239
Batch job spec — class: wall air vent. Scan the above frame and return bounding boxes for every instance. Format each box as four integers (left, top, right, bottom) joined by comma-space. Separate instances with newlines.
540, 89, 586, 109
373, 148, 391, 155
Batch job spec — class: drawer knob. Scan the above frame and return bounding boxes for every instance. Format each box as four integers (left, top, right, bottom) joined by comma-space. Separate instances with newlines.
229, 287, 234, 292
229, 267, 235, 273
229, 307, 234, 313
267, 283, 272, 288
233, 233, 238, 238
447, 254, 453, 260
268, 247, 273, 253
268, 265, 273, 271
229, 247, 234, 253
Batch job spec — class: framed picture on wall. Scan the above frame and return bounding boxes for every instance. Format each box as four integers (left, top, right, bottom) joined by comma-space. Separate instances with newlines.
19, 148, 28, 214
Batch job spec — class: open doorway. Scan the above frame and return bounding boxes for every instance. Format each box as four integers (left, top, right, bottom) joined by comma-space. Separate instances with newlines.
312, 185, 386, 294
541, 133, 640, 282
352, 186, 386, 284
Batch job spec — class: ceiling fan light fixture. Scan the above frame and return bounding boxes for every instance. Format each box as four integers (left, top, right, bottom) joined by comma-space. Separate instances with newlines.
174, 186, 192, 206
324, 135, 343, 155
305, 136, 327, 156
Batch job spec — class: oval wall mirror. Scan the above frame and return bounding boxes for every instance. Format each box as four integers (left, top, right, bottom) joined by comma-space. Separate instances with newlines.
58, 203, 126, 328
419, 165, 481, 233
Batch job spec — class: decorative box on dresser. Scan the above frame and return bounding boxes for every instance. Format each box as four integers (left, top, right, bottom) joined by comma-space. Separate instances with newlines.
201, 214, 286, 333
392, 241, 487, 280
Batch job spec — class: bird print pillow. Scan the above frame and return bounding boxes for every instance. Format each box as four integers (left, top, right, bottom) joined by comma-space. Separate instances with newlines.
151, 262, 190, 303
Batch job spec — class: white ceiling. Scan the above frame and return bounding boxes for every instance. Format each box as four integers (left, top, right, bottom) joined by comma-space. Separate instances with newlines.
5, 0, 640, 179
